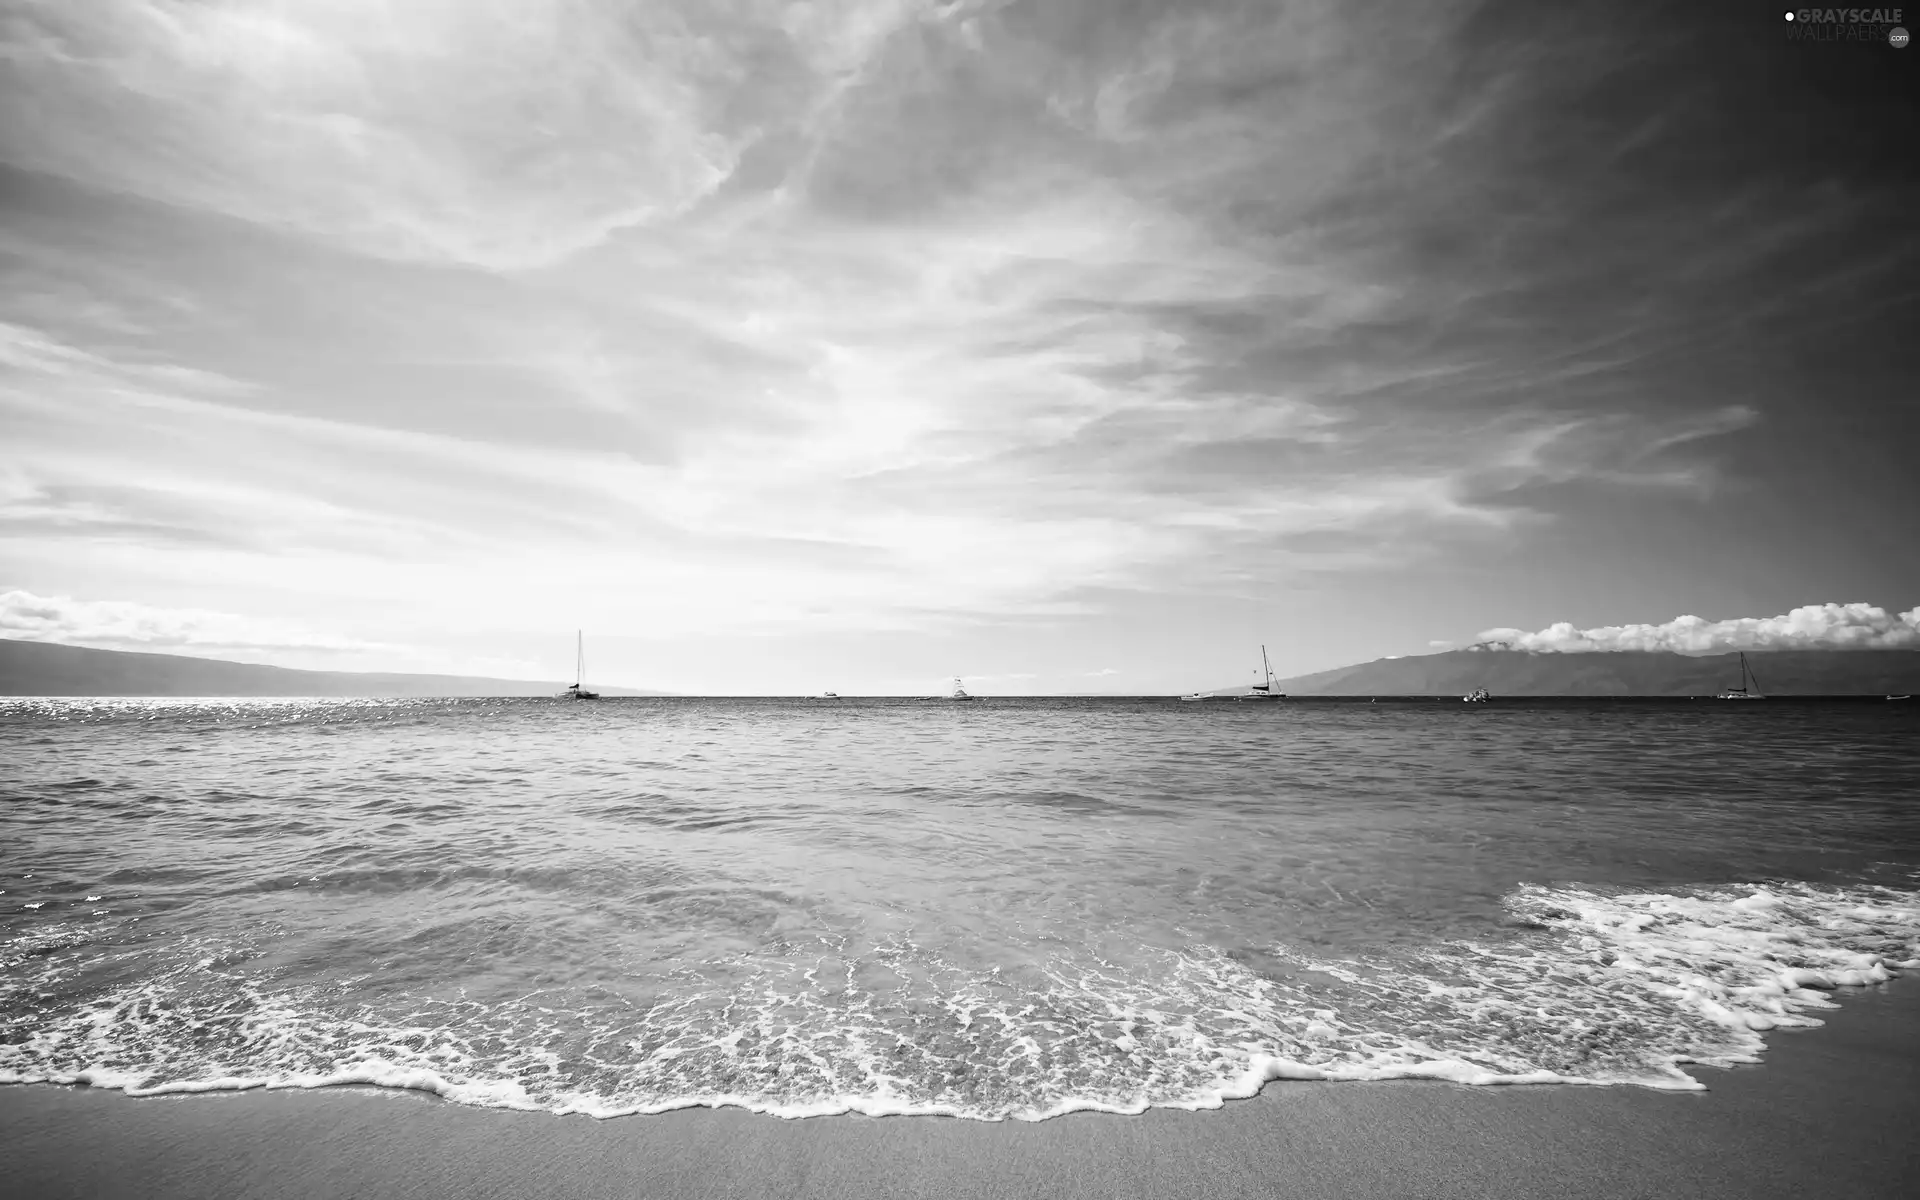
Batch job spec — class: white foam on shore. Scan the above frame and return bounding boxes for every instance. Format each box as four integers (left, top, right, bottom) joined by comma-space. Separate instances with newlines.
3, 881, 1916, 1120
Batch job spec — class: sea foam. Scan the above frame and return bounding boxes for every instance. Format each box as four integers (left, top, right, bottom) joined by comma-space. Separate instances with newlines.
3, 881, 1915, 1120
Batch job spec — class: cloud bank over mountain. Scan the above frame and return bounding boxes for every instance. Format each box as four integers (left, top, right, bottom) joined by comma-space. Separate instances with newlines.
1467, 603, 1920, 655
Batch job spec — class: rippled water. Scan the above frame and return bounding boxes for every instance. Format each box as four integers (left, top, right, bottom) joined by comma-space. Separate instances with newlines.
3, 697, 1918, 1119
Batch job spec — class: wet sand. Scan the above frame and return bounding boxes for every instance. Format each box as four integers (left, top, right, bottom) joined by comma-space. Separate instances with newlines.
5, 983, 1916, 1200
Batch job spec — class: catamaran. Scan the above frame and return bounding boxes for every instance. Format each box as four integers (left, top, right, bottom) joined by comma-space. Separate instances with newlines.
1719, 652, 1764, 700
1236, 646, 1285, 701
560, 630, 600, 700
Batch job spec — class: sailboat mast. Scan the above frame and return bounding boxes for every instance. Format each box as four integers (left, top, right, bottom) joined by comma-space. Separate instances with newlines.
576, 630, 584, 688
1261, 644, 1272, 686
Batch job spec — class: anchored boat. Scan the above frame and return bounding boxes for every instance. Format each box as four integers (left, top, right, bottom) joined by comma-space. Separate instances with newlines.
1719, 652, 1764, 700
1237, 646, 1285, 701
560, 631, 600, 700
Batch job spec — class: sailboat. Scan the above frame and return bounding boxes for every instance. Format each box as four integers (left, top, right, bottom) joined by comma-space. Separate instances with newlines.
948, 677, 976, 701
1719, 652, 1763, 700
560, 631, 600, 700
1236, 645, 1285, 701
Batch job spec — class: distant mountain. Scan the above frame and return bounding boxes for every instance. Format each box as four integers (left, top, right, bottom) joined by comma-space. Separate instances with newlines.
1243, 648, 1920, 697
0, 639, 672, 697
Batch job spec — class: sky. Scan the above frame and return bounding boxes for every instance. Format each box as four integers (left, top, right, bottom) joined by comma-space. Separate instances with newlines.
1, 1, 1915, 695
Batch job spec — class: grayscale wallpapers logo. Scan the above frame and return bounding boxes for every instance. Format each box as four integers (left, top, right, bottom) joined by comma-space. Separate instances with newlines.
1784, 8, 1910, 43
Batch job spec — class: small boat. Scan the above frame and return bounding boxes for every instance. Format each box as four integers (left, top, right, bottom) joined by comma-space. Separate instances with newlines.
820, 691, 839, 699
948, 677, 976, 701
560, 631, 600, 700
1236, 646, 1285, 701
1719, 652, 1764, 700
1462, 688, 1491, 703
1179, 692, 1211, 702
1888, 694, 1912, 701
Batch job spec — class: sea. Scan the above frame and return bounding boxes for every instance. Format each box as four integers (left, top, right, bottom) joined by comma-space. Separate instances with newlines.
3, 696, 1917, 1121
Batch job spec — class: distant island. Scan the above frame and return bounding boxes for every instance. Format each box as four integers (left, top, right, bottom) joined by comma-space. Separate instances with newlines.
0, 639, 671, 698
1187, 648, 1920, 697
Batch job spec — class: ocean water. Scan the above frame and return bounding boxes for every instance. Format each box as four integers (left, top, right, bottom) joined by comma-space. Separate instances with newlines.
3, 696, 1918, 1121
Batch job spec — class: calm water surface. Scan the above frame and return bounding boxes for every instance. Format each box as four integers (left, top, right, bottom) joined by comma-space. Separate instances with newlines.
3, 698, 1917, 1118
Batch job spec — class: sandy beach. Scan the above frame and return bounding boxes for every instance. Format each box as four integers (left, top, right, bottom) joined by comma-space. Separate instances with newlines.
5, 981, 1915, 1200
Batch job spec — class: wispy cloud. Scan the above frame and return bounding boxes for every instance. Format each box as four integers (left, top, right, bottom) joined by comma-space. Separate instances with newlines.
1465, 604, 1920, 654
1, 0, 762, 268
0, 587, 389, 656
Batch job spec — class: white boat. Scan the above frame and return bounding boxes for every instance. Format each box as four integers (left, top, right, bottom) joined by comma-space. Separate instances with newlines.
1719, 652, 1764, 700
948, 677, 976, 701
560, 630, 600, 700
1463, 688, 1491, 703
1236, 646, 1285, 701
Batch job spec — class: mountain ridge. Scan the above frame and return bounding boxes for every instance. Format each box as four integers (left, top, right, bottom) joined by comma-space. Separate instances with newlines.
0, 638, 671, 697
1234, 648, 1920, 697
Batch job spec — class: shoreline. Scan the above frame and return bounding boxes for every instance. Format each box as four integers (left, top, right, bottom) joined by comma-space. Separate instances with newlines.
5, 981, 1915, 1200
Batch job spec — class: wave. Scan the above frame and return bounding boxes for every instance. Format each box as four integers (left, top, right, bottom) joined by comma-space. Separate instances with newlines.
3, 881, 1916, 1120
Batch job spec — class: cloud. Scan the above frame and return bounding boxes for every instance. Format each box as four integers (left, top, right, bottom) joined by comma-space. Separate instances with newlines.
0, 588, 389, 655
3, 277, 1745, 642
1460, 405, 1759, 499
1467, 603, 1920, 654
0, 0, 945, 269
